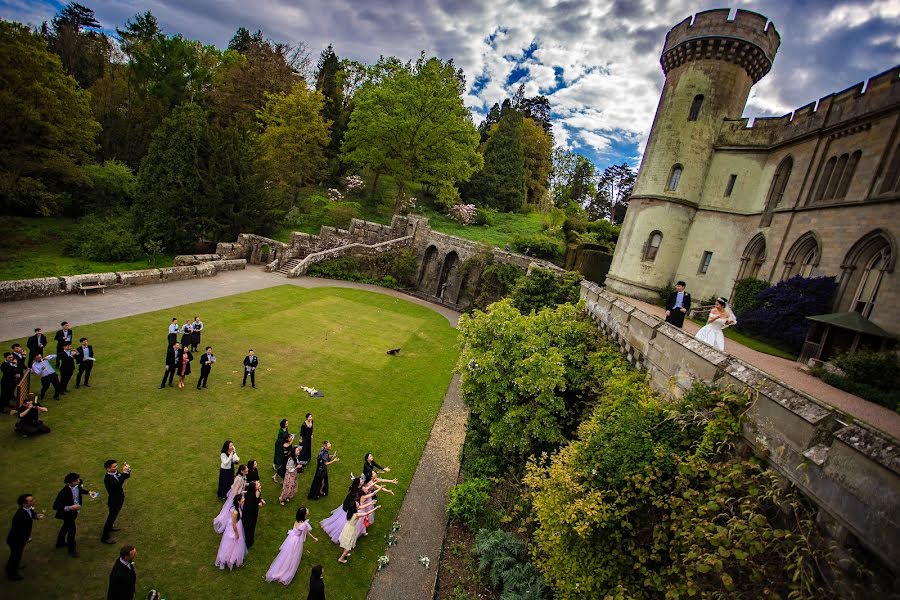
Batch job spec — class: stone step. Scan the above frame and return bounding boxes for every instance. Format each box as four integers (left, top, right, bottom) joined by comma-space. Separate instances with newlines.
276, 258, 302, 276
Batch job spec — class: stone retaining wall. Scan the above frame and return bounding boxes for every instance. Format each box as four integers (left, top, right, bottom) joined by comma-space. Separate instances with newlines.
580, 281, 900, 574
288, 236, 414, 277
173, 254, 222, 266
0, 260, 247, 303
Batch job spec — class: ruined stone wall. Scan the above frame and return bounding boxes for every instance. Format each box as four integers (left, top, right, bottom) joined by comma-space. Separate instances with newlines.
581, 281, 900, 575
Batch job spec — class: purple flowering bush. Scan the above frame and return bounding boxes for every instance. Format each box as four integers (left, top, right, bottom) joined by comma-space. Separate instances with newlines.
736, 275, 837, 354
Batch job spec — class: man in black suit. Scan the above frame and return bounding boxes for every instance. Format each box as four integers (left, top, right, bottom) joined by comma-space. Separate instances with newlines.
54, 322, 73, 367
197, 346, 215, 389
102, 460, 131, 544
159, 343, 182, 388
58, 343, 76, 394
26, 328, 46, 368
53, 472, 94, 557
74, 338, 95, 388
108, 544, 137, 600
6, 493, 41, 581
242, 349, 258, 388
1, 352, 21, 410
664, 280, 692, 329
11, 344, 27, 381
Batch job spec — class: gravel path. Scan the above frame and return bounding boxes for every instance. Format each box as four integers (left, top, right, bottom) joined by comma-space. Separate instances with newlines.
620, 296, 900, 441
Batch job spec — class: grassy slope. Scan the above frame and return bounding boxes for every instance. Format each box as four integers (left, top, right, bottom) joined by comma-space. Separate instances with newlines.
0, 217, 173, 281
0, 286, 459, 599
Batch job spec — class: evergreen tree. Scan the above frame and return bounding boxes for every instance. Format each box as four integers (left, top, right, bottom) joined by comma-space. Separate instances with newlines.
590, 162, 635, 223
478, 102, 501, 144
521, 117, 553, 207
116, 10, 160, 57
227, 27, 253, 53
42, 2, 111, 88
315, 44, 347, 176
466, 107, 526, 211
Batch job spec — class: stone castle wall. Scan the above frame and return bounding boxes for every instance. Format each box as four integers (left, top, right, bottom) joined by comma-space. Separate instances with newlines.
581, 281, 900, 575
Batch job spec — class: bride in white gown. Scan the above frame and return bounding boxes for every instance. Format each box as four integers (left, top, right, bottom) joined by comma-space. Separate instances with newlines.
694, 297, 737, 351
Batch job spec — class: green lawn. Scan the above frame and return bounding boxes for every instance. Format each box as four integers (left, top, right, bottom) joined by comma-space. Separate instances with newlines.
416, 209, 554, 249
688, 317, 798, 360
0, 286, 459, 599
0, 217, 173, 281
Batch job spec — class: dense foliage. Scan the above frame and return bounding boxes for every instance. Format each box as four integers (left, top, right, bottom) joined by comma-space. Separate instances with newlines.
509, 268, 582, 314
447, 477, 493, 529
732, 277, 770, 316
475, 529, 548, 600
736, 275, 837, 353
820, 350, 900, 411
457, 300, 599, 463
306, 248, 418, 288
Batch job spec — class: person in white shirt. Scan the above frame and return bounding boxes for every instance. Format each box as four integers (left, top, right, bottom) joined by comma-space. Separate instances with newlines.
167, 318, 179, 347
31, 354, 60, 401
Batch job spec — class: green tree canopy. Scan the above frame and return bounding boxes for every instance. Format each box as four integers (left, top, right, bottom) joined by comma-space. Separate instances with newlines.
589, 162, 635, 223
465, 102, 526, 211
0, 20, 99, 215
42, 2, 111, 88
256, 83, 332, 201
342, 54, 482, 200
521, 116, 553, 207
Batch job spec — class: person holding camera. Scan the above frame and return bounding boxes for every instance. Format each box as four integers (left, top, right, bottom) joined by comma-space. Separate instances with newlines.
15, 395, 50, 436
53, 472, 97, 557
197, 347, 215, 389
102, 460, 131, 545
30, 354, 60, 401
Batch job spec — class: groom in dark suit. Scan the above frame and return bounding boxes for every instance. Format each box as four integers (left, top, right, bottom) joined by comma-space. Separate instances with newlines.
6, 493, 40, 581
664, 280, 691, 328
102, 460, 131, 544
107, 544, 137, 600
159, 343, 182, 388
53, 472, 92, 557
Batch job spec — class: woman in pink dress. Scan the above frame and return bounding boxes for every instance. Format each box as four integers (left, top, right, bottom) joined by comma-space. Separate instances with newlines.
214, 464, 248, 534
177, 347, 193, 389
215, 495, 247, 570
265, 506, 319, 585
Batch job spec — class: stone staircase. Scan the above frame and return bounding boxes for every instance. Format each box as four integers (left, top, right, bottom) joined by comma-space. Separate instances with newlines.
276, 258, 301, 276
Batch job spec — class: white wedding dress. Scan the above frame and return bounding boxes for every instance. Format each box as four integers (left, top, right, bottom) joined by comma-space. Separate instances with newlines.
694, 310, 737, 351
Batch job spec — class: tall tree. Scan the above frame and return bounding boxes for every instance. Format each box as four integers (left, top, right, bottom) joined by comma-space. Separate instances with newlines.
590, 163, 636, 223
0, 20, 99, 215
342, 55, 482, 202
521, 117, 553, 207
256, 84, 332, 203
569, 155, 597, 207
478, 102, 501, 144
550, 147, 576, 208
42, 2, 111, 88
466, 105, 526, 211
116, 10, 160, 57
315, 44, 349, 179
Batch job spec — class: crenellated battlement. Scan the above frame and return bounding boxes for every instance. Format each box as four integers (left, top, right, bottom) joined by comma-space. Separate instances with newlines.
716, 65, 900, 147
661, 8, 780, 82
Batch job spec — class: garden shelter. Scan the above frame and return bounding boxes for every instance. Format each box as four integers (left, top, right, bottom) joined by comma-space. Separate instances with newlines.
798, 311, 896, 364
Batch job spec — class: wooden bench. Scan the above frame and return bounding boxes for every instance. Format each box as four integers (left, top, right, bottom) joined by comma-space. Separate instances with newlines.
79, 281, 107, 296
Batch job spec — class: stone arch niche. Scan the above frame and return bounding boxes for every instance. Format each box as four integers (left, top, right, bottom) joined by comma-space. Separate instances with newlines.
436, 251, 461, 302
418, 245, 441, 293
836, 229, 895, 317
256, 244, 271, 264
736, 233, 767, 280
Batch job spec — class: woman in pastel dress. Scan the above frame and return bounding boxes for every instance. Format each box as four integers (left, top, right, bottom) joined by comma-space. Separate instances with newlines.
694, 297, 737, 352
337, 503, 381, 564
265, 506, 319, 585
215, 494, 247, 570
214, 464, 248, 533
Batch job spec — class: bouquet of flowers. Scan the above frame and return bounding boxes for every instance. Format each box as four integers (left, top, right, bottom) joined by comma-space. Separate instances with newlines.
377, 555, 390, 570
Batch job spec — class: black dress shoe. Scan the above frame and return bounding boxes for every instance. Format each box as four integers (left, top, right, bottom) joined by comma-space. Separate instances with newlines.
83, 384, 90, 387
158, 385, 165, 389
101, 539, 116, 544
68, 551, 79, 558
75, 384, 80, 389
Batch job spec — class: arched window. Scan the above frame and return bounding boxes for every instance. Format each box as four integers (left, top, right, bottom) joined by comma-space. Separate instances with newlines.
837, 230, 895, 317
760, 156, 792, 227
824, 153, 849, 200
737, 234, 766, 280
688, 94, 704, 121
879, 143, 900, 194
835, 150, 861, 199
643, 231, 663, 261
782, 232, 820, 280
813, 156, 837, 202
667, 165, 683, 191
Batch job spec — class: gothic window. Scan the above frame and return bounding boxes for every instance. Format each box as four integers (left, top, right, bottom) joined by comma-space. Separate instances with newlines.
643, 231, 663, 261
667, 165, 683, 191
724, 174, 737, 197
782, 232, 820, 280
837, 230, 894, 317
688, 95, 704, 121
835, 150, 861, 199
825, 153, 849, 200
813, 156, 837, 203
737, 234, 766, 280
698, 251, 713, 274
760, 157, 792, 227
879, 143, 900, 194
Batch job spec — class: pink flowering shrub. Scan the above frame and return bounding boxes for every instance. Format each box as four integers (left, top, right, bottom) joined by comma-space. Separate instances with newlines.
449, 203, 477, 226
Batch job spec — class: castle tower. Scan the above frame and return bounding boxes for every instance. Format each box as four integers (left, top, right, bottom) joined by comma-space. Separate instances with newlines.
605, 9, 780, 301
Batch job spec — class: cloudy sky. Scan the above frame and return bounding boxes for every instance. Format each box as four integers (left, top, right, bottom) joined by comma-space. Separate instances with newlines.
3, 0, 898, 171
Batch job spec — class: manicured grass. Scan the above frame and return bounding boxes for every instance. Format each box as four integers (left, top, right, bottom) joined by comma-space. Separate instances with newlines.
0, 217, 173, 281
0, 286, 459, 599
688, 317, 798, 360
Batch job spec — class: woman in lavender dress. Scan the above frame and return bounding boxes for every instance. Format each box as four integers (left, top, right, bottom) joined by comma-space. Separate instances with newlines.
214, 464, 248, 534
321, 477, 362, 544
215, 495, 247, 570
265, 506, 319, 585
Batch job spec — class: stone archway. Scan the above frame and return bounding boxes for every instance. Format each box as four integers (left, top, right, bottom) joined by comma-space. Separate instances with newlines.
437, 251, 460, 301
418, 245, 441, 293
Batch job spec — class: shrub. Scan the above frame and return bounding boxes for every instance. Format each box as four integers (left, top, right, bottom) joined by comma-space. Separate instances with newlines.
475, 529, 547, 600
830, 350, 900, 391
449, 203, 477, 225
368, 248, 418, 286
510, 268, 581, 314
657, 282, 676, 307
732, 277, 770, 316
818, 370, 900, 412
448, 477, 492, 529
79, 160, 137, 214
736, 275, 837, 354
462, 420, 501, 478
473, 262, 525, 310
472, 206, 496, 226
322, 201, 360, 229
511, 233, 564, 263
65, 211, 143, 262
306, 249, 416, 289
